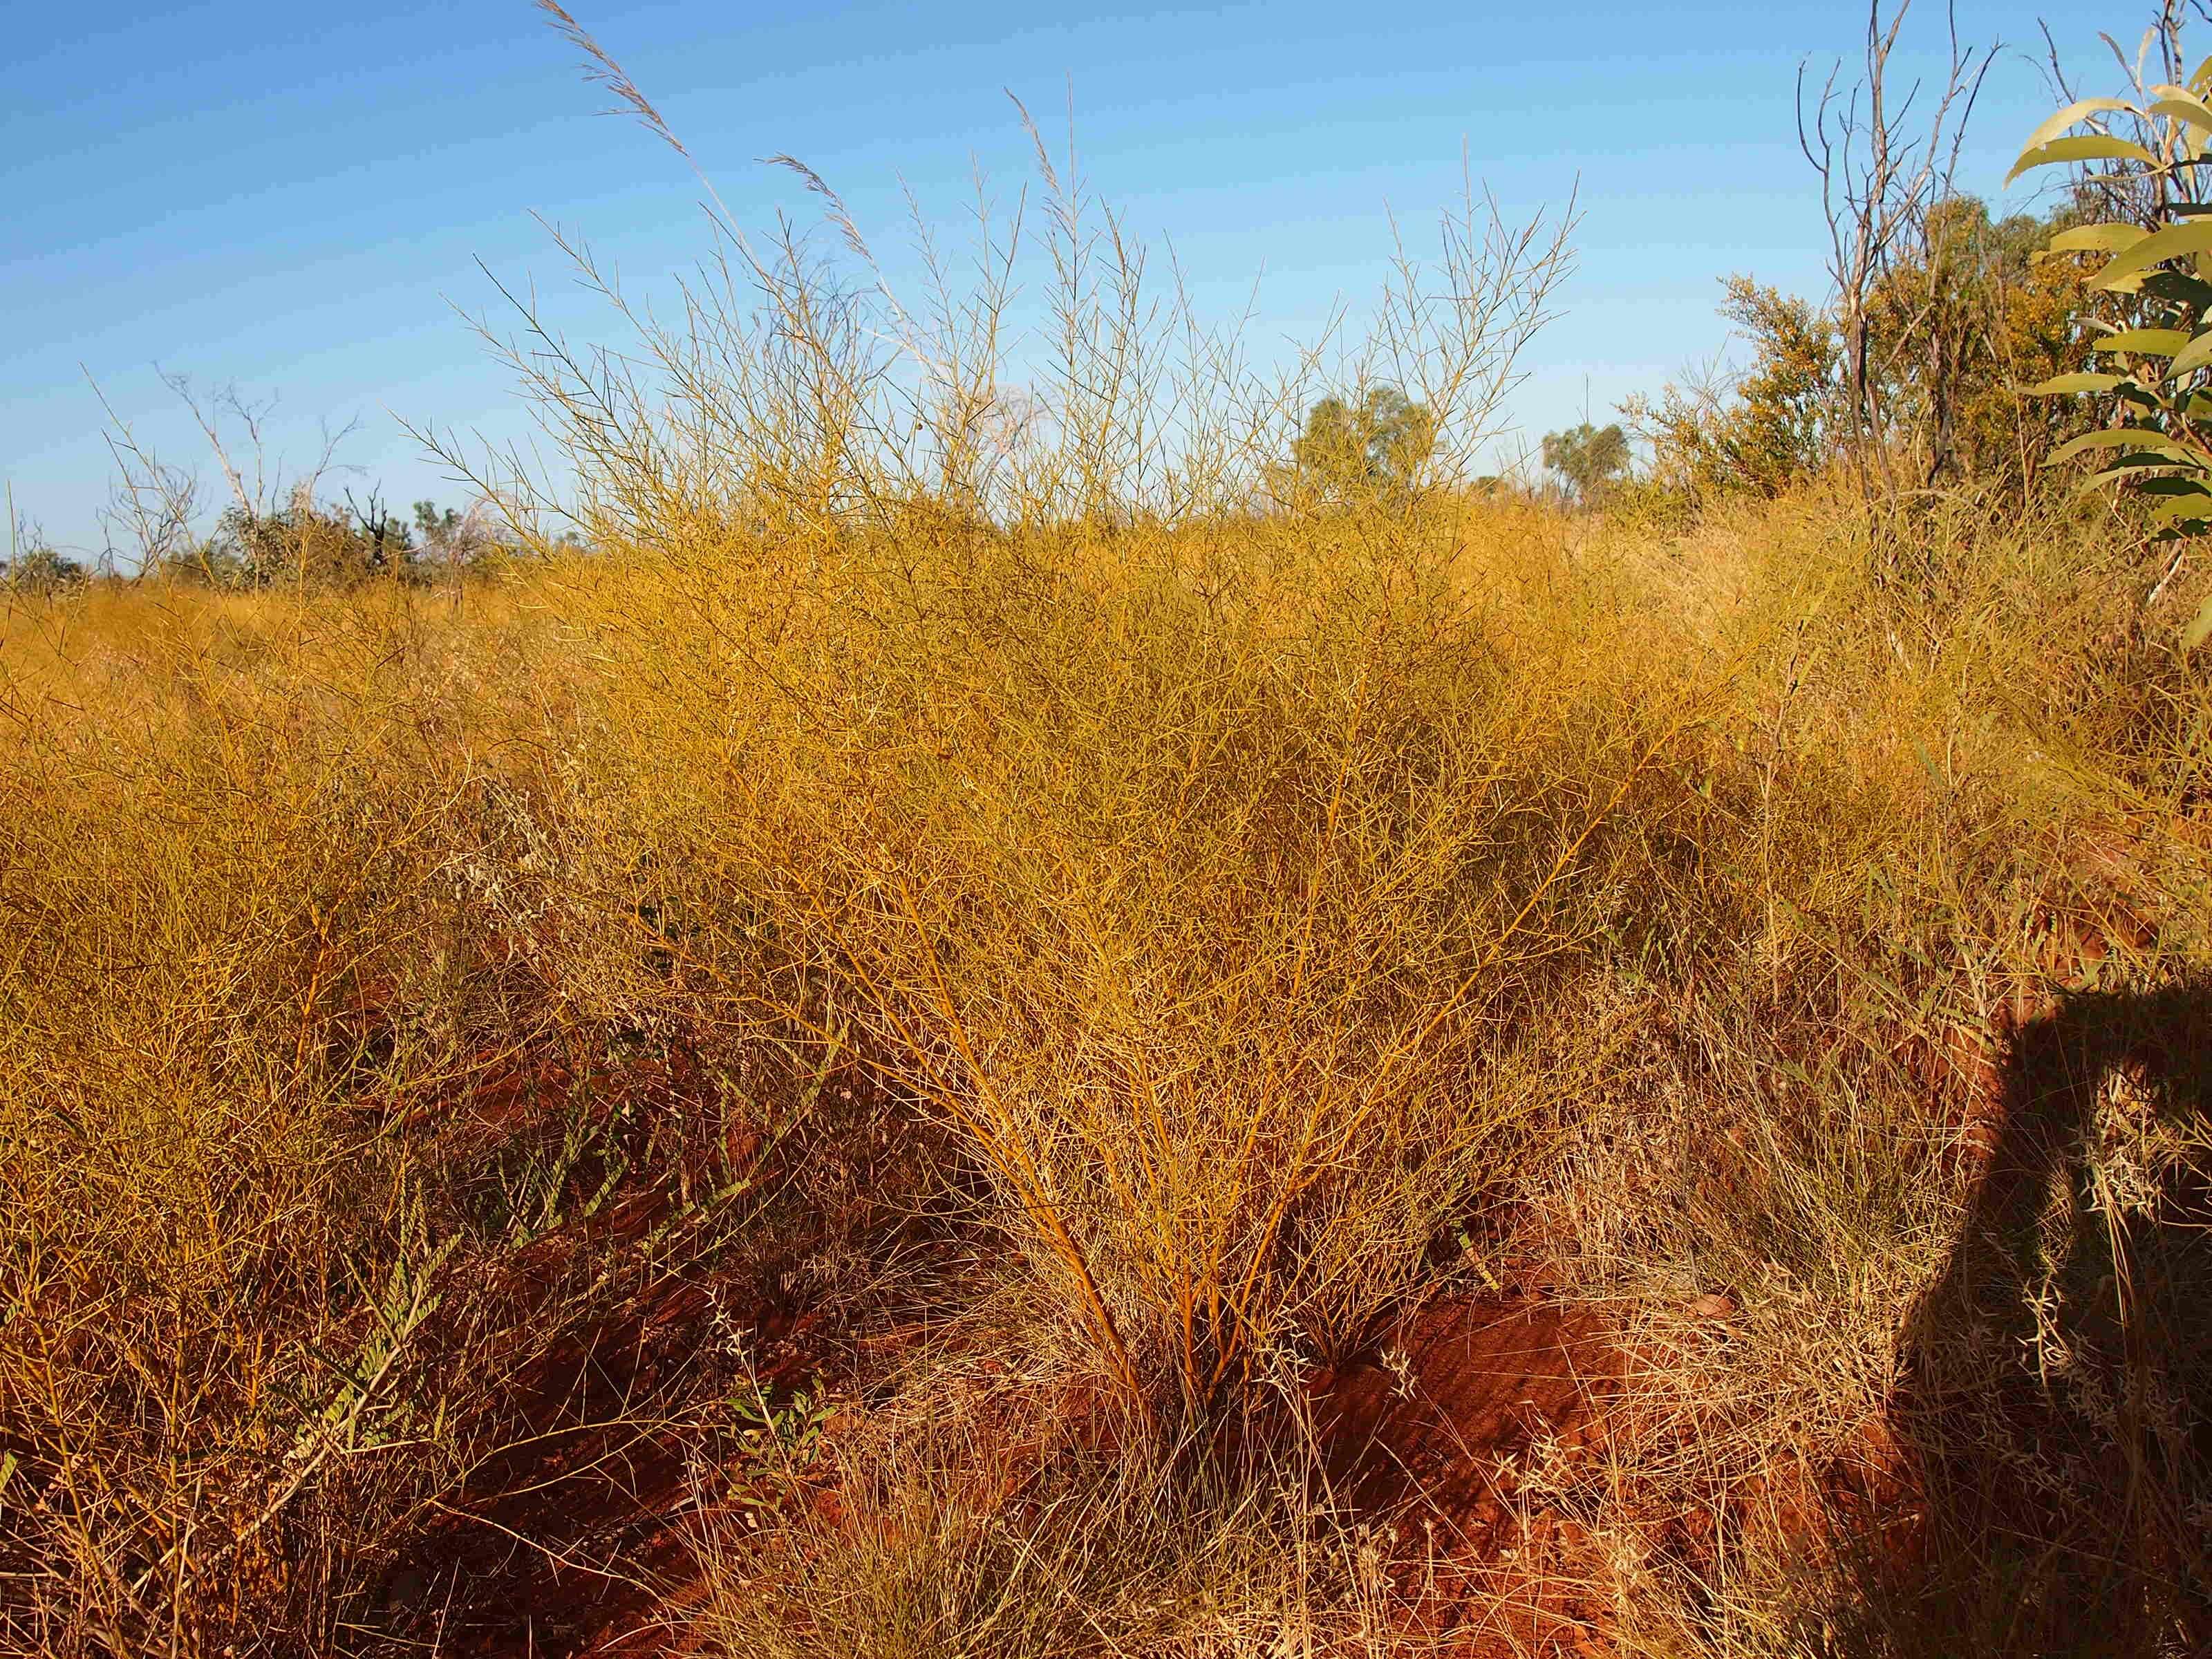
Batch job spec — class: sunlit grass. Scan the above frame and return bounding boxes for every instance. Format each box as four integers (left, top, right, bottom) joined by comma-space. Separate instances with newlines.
5, 26, 2211, 1645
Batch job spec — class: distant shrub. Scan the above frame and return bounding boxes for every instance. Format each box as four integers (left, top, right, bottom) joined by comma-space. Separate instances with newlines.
1624, 276, 1841, 501
1624, 203, 2097, 509
1540, 420, 1631, 506
153, 496, 506, 591
2, 545, 88, 594
1269, 386, 1439, 510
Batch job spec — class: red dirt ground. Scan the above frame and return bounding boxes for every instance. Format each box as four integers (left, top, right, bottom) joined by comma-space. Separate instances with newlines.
1312, 1295, 1626, 1658
423, 1293, 1642, 1657
380, 1272, 1638, 1656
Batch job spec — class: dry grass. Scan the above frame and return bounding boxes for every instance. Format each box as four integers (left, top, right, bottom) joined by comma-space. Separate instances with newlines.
6, 30, 2212, 1655
536, 500, 1714, 1427
686, 1387, 1430, 1659
8, 473, 2206, 1654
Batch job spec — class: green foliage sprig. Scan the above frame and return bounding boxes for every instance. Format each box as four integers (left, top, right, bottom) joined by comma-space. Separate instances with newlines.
2014, 61, 2212, 646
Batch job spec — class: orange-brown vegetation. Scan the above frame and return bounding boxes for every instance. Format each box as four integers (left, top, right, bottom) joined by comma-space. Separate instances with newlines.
6, 7, 2212, 1653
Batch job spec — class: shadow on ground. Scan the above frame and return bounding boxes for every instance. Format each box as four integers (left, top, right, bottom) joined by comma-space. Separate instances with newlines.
1871, 984, 2212, 1656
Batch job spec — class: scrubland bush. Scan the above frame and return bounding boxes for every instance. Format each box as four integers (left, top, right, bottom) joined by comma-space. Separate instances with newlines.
6, 5, 2212, 1655
8, 435, 2204, 1657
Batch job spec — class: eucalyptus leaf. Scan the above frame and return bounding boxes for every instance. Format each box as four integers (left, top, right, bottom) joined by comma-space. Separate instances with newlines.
2150, 94, 2212, 136
2168, 330, 2212, 379
2049, 427, 2202, 467
2076, 456, 2202, 494
2148, 492, 2212, 524
2092, 220, 2212, 288
2139, 270, 2212, 308
2092, 328, 2193, 356
2008, 133, 2161, 187
2022, 372, 2128, 395
2184, 593, 2212, 650
2045, 223, 2150, 255
2014, 97, 2141, 162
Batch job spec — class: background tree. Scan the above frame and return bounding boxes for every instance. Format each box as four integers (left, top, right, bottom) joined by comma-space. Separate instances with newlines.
414, 500, 461, 543
1626, 279, 1841, 500
1280, 386, 1438, 507
1627, 198, 2098, 505
1539, 421, 1631, 505
1863, 194, 2100, 491
167, 493, 420, 590
1798, 0, 1996, 503
2, 544, 87, 594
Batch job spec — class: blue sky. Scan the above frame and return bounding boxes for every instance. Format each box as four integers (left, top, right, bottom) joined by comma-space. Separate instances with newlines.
3, 0, 2129, 557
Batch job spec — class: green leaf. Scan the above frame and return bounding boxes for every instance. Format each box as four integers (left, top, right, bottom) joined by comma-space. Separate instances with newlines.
2151, 94, 2212, 138
2091, 219, 2212, 288
2149, 492, 2212, 524
2015, 97, 2141, 162
2184, 593, 2212, 650
2044, 222, 2150, 255
2137, 474, 2212, 495
2008, 133, 2162, 187
2077, 456, 2203, 493
2092, 328, 2193, 356
2080, 463, 2178, 496
2168, 330, 2212, 379
2022, 372, 2127, 395
2049, 427, 2203, 467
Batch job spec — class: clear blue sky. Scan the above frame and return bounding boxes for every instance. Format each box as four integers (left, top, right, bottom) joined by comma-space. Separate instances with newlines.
3, 0, 2126, 558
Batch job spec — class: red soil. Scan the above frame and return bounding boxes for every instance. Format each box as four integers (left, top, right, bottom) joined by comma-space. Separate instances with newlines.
1315, 1296, 1617, 1523
1312, 1295, 1625, 1658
